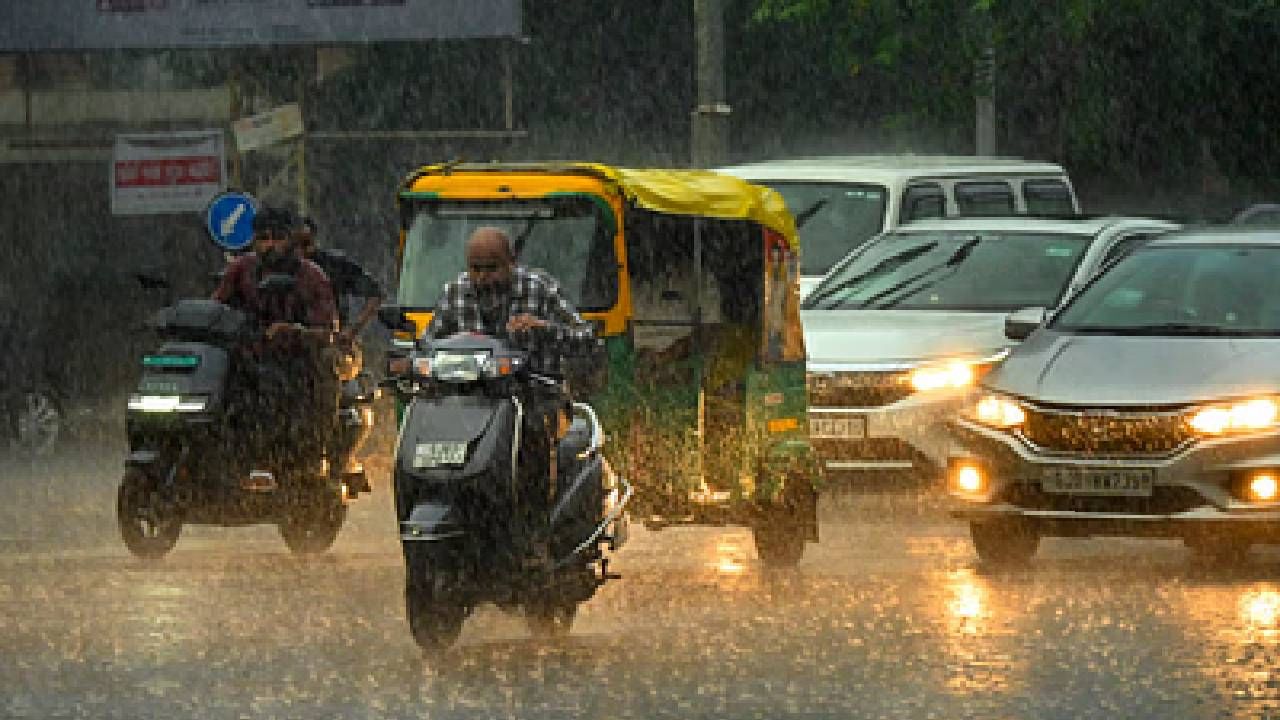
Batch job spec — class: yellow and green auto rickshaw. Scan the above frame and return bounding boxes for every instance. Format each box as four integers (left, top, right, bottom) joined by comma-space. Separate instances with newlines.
385, 162, 820, 565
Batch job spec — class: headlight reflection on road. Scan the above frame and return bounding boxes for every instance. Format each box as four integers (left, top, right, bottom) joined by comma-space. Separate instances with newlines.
939, 570, 1020, 697
1242, 590, 1280, 632
714, 539, 748, 575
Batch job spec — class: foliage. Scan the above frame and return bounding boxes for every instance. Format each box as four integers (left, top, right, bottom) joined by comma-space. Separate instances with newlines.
746, 0, 1280, 196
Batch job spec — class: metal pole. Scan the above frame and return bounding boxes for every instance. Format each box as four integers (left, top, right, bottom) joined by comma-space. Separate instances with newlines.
974, 43, 996, 155
502, 40, 514, 132
228, 62, 243, 188
297, 48, 310, 215
692, 0, 729, 167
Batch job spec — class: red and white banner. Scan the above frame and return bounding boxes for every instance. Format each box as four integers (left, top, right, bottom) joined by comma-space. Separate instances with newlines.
111, 130, 226, 215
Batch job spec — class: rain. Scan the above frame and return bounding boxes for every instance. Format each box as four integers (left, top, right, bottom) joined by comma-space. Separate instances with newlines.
4, 2, 1280, 719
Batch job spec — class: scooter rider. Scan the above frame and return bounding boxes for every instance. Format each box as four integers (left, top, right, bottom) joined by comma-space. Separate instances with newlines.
421, 227, 596, 548
211, 205, 339, 476
294, 214, 383, 490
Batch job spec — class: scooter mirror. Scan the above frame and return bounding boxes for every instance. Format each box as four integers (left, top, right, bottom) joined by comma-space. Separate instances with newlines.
377, 304, 417, 333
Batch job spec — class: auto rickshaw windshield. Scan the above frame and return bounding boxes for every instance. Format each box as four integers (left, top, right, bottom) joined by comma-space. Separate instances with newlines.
397, 197, 619, 311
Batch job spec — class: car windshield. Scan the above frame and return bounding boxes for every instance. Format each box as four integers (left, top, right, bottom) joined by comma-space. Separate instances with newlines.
756, 182, 888, 277
397, 198, 618, 311
803, 230, 1091, 311
1053, 244, 1280, 336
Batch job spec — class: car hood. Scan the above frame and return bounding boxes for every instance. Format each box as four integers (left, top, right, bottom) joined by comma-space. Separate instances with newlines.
802, 309, 1009, 367
987, 330, 1280, 406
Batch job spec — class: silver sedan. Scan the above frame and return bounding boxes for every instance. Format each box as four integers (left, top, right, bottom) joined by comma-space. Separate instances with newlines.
947, 227, 1280, 564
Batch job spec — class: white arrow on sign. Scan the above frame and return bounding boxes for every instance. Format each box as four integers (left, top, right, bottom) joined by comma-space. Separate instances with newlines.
220, 202, 246, 239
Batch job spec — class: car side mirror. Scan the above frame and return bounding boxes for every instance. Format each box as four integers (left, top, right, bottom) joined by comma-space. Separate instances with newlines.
377, 304, 417, 334
1004, 306, 1047, 341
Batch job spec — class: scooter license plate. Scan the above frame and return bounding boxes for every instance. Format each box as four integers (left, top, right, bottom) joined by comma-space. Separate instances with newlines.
413, 442, 468, 468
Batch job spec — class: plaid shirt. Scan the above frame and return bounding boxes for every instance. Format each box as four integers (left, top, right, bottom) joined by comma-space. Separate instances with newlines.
423, 265, 595, 374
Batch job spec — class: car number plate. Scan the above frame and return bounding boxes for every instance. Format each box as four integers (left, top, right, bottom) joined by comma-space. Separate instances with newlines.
1041, 466, 1154, 496
413, 442, 468, 468
809, 415, 867, 439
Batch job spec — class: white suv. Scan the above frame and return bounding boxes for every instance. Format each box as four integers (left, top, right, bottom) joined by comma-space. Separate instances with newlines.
717, 155, 1081, 297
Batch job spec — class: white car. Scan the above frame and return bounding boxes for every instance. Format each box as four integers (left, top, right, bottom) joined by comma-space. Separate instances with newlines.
717, 154, 1080, 297
801, 216, 1179, 479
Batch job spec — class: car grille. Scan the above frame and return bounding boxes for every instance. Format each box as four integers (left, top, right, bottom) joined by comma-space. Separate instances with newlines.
1019, 407, 1193, 455
998, 483, 1207, 515
808, 371, 914, 408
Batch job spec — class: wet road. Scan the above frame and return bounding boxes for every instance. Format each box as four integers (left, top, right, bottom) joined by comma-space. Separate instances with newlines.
3, 448, 1280, 719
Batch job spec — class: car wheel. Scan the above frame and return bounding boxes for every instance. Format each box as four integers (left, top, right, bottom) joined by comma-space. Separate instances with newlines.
1185, 535, 1252, 565
970, 519, 1039, 566
11, 388, 63, 457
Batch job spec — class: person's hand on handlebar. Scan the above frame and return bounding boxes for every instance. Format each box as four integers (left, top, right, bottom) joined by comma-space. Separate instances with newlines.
507, 314, 548, 334
266, 322, 332, 343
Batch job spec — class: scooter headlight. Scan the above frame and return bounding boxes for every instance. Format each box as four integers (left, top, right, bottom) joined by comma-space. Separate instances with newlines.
128, 394, 209, 413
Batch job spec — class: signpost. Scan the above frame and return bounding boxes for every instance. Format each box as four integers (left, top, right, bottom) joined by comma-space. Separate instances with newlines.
232, 103, 305, 153
204, 191, 258, 252
0, 0, 522, 51
111, 130, 226, 215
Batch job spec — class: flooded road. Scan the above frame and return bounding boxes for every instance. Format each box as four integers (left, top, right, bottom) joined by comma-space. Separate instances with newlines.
3, 446, 1280, 719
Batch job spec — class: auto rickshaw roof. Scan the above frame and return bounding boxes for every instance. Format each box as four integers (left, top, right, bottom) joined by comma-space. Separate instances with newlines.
400, 162, 799, 251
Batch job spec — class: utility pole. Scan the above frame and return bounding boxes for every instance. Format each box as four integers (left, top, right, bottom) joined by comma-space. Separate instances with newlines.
692, 0, 729, 167
974, 42, 996, 156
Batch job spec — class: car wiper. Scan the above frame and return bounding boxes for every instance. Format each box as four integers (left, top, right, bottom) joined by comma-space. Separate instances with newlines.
793, 198, 829, 229
803, 242, 938, 309
868, 236, 983, 309
1088, 323, 1248, 336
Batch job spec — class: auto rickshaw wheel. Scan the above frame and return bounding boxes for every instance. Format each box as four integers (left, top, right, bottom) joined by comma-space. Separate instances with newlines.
278, 488, 347, 555
969, 519, 1039, 566
752, 517, 806, 568
117, 467, 182, 560
525, 600, 578, 639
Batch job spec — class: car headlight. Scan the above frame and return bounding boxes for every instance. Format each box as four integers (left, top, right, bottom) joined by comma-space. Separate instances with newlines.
909, 350, 1009, 393
974, 394, 1026, 428
1187, 397, 1279, 435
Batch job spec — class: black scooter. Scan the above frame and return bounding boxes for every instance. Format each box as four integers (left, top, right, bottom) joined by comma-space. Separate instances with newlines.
387, 332, 631, 651
116, 280, 361, 559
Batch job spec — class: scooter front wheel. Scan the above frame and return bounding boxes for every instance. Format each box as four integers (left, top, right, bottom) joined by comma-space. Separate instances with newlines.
278, 492, 347, 555
525, 600, 578, 639
405, 573, 466, 653
117, 467, 181, 560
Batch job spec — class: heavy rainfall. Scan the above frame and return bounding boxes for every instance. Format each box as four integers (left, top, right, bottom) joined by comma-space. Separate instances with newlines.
4, 1, 1280, 719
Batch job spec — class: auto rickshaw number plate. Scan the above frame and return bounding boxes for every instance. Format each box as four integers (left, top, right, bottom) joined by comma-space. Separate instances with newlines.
1041, 466, 1154, 496
413, 441, 468, 468
810, 415, 867, 439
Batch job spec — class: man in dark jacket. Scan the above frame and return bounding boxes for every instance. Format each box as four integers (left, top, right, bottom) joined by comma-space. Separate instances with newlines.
212, 206, 339, 477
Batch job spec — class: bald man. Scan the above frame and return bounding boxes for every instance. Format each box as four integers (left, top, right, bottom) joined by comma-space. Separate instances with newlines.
422, 226, 595, 374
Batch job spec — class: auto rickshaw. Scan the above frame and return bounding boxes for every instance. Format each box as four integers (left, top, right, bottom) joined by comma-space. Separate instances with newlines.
384, 162, 820, 566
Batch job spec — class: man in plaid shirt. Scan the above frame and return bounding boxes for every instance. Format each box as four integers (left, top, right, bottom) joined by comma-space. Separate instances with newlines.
423, 227, 596, 545
422, 226, 595, 374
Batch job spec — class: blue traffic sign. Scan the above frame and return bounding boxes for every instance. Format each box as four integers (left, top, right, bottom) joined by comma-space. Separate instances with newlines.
204, 191, 257, 252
